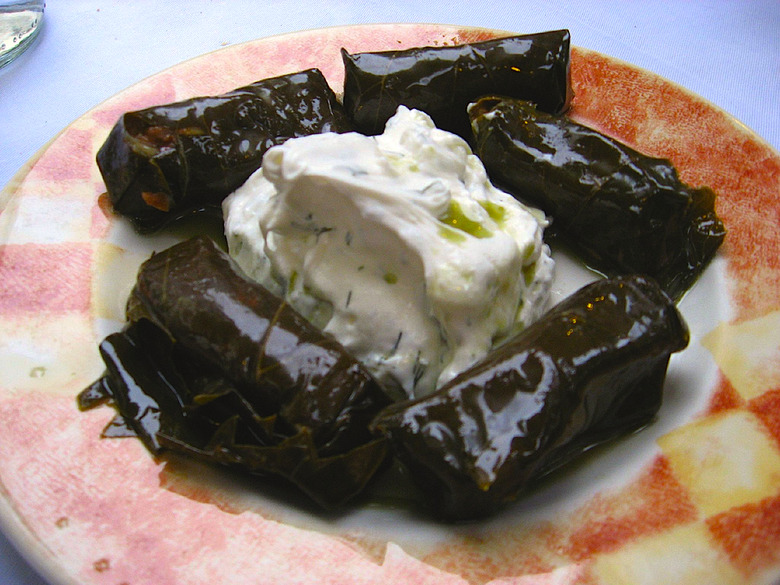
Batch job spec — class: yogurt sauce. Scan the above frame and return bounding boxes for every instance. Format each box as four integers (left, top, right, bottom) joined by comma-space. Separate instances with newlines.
223, 106, 554, 399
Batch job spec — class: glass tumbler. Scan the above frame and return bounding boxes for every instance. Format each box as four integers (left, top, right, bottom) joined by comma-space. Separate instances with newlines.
0, 0, 44, 69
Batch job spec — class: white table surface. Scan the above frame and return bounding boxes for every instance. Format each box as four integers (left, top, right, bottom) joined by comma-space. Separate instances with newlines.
0, 1, 778, 583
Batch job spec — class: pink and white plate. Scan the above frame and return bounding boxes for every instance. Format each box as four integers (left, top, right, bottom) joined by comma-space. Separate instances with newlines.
0, 24, 779, 585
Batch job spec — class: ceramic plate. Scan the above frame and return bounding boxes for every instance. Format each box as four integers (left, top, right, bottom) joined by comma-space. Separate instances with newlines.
0, 24, 778, 585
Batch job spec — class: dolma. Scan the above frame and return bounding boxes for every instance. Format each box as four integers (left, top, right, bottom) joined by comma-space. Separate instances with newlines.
97, 68, 352, 232
469, 97, 726, 300
371, 275, 689, 520
341, 30, 572, 139
79, 236, 392, 509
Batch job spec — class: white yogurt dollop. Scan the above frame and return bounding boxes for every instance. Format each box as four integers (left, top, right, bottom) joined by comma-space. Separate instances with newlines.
223, 106, 554, 398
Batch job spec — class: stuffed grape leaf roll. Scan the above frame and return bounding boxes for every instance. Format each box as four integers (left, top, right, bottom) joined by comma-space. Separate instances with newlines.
469, 97, 726, 300
97, 68, 352, 232
371, 275, 689, 520
79, 236, 392, 509
341, 30, 572, 140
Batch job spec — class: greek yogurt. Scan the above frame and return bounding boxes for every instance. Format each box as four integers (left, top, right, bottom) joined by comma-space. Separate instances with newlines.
223, 106, 554, 398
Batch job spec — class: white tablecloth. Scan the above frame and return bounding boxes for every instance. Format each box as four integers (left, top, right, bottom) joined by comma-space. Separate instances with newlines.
0, 1, 778, 583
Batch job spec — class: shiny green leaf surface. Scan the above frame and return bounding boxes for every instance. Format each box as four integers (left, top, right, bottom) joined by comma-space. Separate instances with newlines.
469, 97, 726, 300
372, 275, 689, 520
342, 30, 572, 139
97, 69, 352, 232
79, 237, 391, 509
